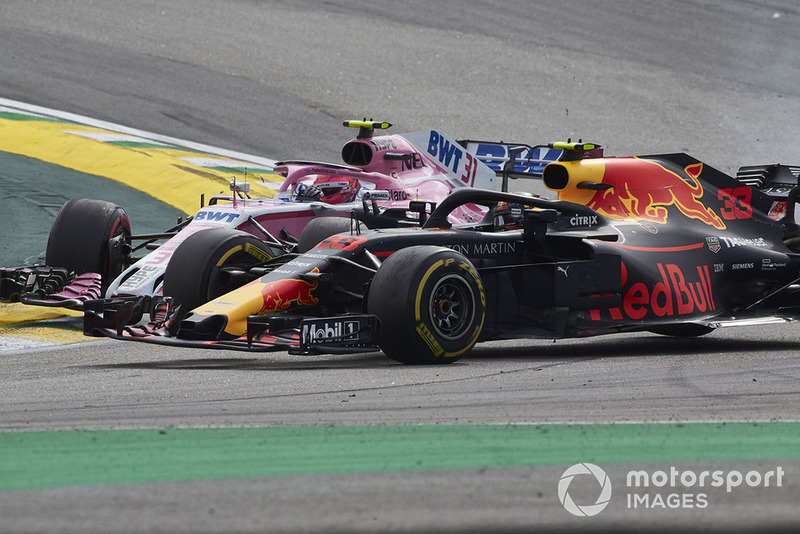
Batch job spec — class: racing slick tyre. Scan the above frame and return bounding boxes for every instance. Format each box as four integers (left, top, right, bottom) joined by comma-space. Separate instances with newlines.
297, 217, 365, 253
163, 228, 273, 313
368, 246, 485, 365
45, 198, 131, 291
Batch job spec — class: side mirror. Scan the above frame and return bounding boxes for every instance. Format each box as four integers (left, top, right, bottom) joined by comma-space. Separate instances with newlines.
523, 209, 558, 252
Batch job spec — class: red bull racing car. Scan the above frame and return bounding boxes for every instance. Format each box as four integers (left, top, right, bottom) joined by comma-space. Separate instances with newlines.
82, 145, 800, 364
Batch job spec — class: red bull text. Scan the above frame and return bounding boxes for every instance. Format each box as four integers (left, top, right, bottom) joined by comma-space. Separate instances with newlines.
590, 261, 715, 322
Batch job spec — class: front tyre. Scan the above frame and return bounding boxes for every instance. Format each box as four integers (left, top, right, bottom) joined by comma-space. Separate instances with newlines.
368, 246, 485, 364
163, 228, 274, 313
45, 198, 131, 291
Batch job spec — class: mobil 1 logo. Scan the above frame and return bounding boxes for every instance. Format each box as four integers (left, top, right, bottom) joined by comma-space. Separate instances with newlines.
299, 315, 378, 351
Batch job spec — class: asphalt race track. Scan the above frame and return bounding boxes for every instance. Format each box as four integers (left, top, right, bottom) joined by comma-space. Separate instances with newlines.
1, 1, 800, 532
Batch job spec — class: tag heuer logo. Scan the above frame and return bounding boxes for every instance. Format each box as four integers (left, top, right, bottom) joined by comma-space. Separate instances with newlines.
706, 237, 721, 253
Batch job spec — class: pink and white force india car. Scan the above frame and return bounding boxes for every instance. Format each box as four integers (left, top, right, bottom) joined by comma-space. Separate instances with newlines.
1, 120, 571, 315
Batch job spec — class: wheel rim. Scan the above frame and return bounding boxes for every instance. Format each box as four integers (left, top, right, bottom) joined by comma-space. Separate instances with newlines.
107, 222, 132, 277
429, 274, 475, 340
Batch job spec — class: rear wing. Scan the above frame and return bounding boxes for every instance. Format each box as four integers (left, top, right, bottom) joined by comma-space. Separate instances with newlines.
737, 163, 800, 223
459, 140, 603, 191
736, 164, 800, 192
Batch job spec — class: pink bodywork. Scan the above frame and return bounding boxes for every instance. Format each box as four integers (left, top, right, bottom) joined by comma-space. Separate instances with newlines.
107, 130, 495, 298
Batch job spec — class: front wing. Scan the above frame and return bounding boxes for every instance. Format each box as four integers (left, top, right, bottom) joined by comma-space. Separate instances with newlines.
83, 296, 380, 355
0, 266, 102, 309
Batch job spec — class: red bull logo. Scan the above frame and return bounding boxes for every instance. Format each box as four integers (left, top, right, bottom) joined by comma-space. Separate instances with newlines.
258, 268, 319, 314
587, 159, 726, 230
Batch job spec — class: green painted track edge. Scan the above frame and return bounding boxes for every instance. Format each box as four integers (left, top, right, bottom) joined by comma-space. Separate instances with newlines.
1, 422, 798, 491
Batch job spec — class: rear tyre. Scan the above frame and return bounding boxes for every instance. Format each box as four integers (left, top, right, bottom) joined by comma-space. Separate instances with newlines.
368, 246, 485, 364
163, 228, 273, 312
297, 217, 364, 253
45, 198, 131, 291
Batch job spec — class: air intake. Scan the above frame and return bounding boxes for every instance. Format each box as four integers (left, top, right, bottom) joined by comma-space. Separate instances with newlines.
341, 141, 373, 166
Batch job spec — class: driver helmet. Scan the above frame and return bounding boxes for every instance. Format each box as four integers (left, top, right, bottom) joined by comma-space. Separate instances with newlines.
494, 201, 525, 229
312, 175, 360, 204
